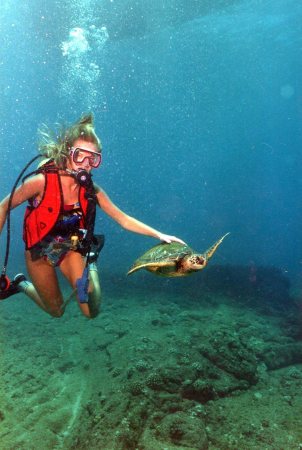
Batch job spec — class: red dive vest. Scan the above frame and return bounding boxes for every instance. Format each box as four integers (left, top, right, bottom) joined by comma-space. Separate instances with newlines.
23, 166, 89, 250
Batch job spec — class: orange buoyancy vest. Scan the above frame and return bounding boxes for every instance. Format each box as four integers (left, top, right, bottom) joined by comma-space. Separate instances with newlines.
23, 168, 89, 250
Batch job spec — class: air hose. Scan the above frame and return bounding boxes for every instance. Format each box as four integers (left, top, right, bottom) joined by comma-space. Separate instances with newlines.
0, 155, 42, 291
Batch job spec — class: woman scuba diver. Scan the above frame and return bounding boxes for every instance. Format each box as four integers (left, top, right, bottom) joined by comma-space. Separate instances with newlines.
0, 113, 184, 318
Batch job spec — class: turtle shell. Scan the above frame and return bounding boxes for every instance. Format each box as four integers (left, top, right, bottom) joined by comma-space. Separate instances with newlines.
127, 242, 194, 276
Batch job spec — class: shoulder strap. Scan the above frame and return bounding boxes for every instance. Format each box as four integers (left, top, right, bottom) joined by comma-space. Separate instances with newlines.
22, 159, 58, 183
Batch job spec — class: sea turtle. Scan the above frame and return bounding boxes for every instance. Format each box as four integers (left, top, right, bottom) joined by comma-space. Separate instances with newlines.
127, 233, 230, 277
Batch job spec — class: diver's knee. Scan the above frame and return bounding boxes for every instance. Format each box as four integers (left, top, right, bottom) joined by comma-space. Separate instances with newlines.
81, 306, 100, 319
89, 308, 100, 319
48, 307, 65, 318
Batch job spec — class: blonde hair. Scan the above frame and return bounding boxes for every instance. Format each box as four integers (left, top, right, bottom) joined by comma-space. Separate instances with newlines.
38, 113, 102, 168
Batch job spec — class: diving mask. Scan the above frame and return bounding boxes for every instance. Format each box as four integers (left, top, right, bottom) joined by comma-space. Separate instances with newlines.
70, 147, 102, 168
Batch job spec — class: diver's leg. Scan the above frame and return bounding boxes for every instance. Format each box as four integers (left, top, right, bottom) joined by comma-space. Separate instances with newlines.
59, 251, 101, 319
25, 251, 64, 317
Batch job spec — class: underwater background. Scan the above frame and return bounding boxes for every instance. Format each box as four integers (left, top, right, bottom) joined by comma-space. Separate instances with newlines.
1, 1, 302, 449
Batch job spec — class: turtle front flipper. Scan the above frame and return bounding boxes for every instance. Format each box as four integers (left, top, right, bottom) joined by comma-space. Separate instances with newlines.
204, 232, 230, 261
127, 260, 175, 276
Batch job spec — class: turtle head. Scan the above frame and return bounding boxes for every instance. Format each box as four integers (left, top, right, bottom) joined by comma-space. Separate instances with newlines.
182, 254, 207, 272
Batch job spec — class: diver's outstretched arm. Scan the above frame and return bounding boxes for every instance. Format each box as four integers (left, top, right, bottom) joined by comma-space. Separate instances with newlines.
95, 185, 185, 244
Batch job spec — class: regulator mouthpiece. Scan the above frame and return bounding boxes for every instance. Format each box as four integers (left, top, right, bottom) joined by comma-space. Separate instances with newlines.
67, 169, 92, 187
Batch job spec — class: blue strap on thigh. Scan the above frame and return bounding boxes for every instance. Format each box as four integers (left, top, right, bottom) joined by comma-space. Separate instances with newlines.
76, 267, 89, 303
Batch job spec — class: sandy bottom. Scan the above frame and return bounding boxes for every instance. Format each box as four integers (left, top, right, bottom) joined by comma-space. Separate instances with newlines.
0, 274, 302, 450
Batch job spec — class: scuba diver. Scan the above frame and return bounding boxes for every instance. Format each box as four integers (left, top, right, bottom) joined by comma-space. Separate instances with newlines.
0, 114, 184, 318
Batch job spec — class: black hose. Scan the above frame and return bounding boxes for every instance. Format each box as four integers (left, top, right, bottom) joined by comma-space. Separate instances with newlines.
1, 155, 42, 276
82, 176, 97, 266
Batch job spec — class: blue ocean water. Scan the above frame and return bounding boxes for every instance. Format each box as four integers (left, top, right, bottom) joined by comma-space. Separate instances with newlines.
1, 0, 301, 282
1, 3, 302, 448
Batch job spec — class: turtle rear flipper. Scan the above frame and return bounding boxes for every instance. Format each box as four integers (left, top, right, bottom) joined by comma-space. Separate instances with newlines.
204, 232, 230, 261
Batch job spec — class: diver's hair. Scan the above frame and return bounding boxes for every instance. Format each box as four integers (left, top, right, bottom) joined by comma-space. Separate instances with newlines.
38, 113, 102, 168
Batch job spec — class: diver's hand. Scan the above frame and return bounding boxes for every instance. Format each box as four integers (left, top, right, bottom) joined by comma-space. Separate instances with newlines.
158, 233, 186, 245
